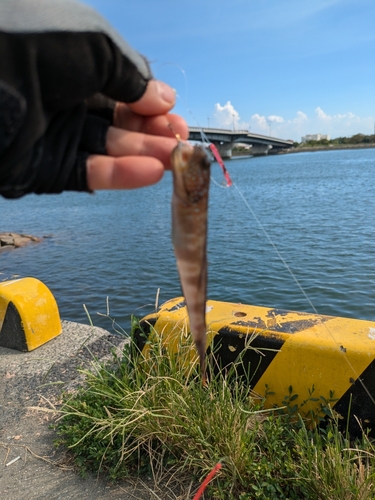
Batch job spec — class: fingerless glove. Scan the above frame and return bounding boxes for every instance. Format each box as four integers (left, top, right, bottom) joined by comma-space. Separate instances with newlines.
0, 0, 152, 197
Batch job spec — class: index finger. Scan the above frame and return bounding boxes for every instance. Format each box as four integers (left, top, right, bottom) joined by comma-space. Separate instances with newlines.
113, 108, 189, 141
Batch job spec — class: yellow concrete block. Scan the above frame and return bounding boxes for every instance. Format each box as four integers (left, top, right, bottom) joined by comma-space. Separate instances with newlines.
137, 297, 375, 435
0, 277, 62, 351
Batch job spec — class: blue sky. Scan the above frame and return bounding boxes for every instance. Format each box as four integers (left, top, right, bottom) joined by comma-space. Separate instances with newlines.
83, 0, 374, 141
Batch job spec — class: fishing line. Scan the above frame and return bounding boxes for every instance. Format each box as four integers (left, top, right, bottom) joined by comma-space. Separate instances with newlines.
199, 118, 375, 406
233, 182, 317, 313
159, 63, 231, 189
155, 62, 188, 97
210, 176, 228, 189
219, 157, 375, 407
231, 178, 375, 408
155, 62, 203, 131
163, 64, 375, 408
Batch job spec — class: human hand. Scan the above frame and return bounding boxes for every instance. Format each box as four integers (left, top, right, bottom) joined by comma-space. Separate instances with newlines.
0, 0, 188, 198
87, 80, 188, 190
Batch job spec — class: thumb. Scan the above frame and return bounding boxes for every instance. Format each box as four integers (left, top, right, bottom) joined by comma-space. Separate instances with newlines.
127, 80, 176, 116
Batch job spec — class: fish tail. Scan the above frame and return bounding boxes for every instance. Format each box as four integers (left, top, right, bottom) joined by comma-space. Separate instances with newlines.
195, 337, 207, 386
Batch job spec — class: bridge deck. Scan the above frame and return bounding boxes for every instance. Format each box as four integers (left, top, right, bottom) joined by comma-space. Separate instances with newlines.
188, 127, 293, 148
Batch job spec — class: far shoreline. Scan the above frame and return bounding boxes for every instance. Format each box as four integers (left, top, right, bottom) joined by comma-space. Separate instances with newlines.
277, 143, 375, 155
231, 143, 375, 158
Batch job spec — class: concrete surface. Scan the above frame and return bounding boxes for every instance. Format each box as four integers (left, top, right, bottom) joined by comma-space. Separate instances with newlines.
0, 321, 164, 500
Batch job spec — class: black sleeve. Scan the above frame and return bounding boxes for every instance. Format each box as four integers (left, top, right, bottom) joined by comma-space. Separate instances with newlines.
0, 0, 153, 198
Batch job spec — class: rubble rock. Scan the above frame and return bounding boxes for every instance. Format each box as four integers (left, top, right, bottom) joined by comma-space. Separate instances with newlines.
0, 232, 42, 250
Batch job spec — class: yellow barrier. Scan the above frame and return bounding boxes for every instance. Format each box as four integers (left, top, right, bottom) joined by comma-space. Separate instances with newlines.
137, 297, 375, 435
0, 277, 62, 351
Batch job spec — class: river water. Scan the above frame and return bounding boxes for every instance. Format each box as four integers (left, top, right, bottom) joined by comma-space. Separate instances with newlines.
1, 148, 374, 333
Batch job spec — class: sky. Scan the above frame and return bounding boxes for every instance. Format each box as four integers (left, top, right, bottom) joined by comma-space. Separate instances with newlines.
83, 0, 374, 142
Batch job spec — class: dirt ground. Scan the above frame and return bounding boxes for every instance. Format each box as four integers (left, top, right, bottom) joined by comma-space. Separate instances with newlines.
0, 321, 175, 500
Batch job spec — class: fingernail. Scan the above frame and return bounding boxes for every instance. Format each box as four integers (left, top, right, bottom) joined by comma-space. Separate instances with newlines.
156, 81, 176, 104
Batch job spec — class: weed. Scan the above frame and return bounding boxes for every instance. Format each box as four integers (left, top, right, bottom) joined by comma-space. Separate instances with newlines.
55, 319, 375, 499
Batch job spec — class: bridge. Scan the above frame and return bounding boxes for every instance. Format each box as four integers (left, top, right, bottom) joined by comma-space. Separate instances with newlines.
188, 127, 293, 158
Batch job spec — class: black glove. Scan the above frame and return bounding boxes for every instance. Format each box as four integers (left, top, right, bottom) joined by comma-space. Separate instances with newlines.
0, 0, 152, 198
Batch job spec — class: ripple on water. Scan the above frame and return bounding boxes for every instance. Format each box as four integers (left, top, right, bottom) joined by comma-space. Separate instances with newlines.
1, 148, 375, 331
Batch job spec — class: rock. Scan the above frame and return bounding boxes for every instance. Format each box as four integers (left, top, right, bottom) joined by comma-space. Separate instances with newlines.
0, 232, 42, 250
0, 235, 15, 246
13, 236, 33, 248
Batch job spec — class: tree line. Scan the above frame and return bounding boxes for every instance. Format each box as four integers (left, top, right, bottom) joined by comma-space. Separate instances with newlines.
295, 133, 375, 148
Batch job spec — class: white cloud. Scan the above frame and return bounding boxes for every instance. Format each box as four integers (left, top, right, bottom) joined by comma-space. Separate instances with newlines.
209, 103, 373, 141
213, 101, 240, 129
313, 108, 367, 136
293, 111, 308, 123
315, 106, 332, 121
250, 113, 267, 130
334, 111, 360, 125
248, 108, 368, 140
267, 115, 284, 123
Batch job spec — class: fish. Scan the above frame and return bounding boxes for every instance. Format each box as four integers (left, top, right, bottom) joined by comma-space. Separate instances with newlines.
171, 141, 211, 383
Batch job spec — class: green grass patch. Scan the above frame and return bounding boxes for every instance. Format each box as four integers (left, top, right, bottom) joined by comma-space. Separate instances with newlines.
55, 319, 375, 499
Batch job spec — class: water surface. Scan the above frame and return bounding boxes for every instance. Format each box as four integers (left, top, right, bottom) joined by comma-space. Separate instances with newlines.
1, 148, 374, 333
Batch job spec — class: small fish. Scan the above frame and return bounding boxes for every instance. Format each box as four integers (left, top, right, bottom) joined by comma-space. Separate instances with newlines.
171, 141, 211, 383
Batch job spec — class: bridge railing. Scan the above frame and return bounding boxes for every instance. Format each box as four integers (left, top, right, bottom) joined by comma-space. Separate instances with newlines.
188, 127, 293, 146
189, 126, 250, 135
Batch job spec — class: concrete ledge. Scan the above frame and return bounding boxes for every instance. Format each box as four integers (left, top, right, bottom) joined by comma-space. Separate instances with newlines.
0, 321, 148, 500
0, 320, 125, 378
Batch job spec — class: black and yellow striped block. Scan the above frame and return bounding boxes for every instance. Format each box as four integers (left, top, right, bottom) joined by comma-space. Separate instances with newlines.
136, 297, 375, 436
0, 277, 62, 351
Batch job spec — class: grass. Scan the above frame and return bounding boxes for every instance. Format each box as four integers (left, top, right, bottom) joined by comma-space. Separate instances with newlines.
55, 318, 375, 499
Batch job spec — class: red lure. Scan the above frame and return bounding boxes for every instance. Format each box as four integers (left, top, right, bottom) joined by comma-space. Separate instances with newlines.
208, 143, 232, 187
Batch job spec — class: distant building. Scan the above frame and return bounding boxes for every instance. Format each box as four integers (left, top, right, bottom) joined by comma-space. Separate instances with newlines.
301, 134, 330, 143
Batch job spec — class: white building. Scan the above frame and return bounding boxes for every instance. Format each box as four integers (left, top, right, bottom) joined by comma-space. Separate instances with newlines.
301, 134, 330, 143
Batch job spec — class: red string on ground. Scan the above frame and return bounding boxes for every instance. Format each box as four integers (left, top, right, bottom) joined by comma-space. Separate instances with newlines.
193, 462, 222, 500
